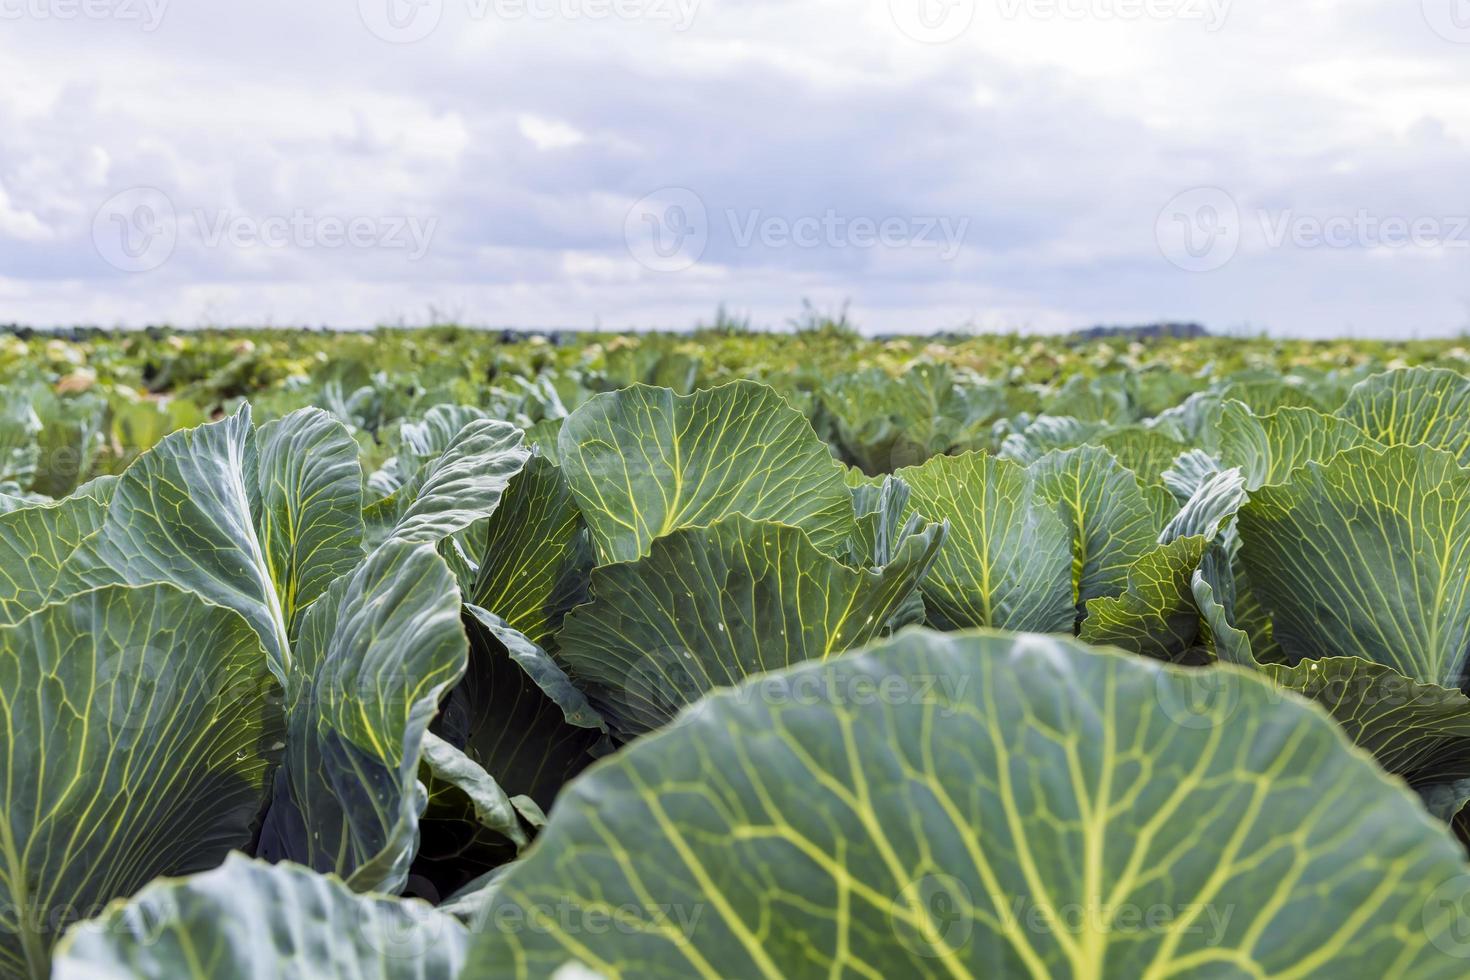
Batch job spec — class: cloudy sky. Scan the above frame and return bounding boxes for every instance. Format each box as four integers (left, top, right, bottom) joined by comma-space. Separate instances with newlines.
2, 0, 1469, 336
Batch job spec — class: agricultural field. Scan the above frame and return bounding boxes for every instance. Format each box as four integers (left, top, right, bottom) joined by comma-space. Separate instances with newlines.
3, 324, 1470, 978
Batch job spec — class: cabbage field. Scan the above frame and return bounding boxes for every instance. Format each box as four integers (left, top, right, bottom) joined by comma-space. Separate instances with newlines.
3, 326, 1470, 978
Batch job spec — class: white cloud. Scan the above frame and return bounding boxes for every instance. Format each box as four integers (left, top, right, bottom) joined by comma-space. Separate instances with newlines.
517, 114, 587, 151
0, 181, 52, 241
0, 0, 1468, 335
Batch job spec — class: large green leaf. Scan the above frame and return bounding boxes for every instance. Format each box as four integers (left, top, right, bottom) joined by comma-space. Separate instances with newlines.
52, 855, 468, 980
1237, 445, 1470, 686
998, 415, 1106, 465
1191, 568, 1256, 667
1198, 555, 1470, 791
1261, 658, 1470, 787
897, 452, 1074, 632
558, 381, 857, 563
820, 364, 1001, 473
420, 732, 533, 853
466, 453, 591, 649
248, 409, 367, 639
464, 629, 1470, 978
557, 513, 945, 740
844, 473, 920, 568
76, 407, 364, 680
1215, 401, 1384, 491
1338, 367, 1470, 464
1220, 375, 1324, 415
1029, 446, 1163, 611
0, 479, 113, 625
0, 584, 280, 979
75, 408, 286, 663
1096, 426, 1188, 486
1158, 466, 1246, 543
379, 417, 530, 545
1161, 447, 1220, 502
1080, 535, 1209, 661
256, 539, 468, 893
1078, 465, 1244, 662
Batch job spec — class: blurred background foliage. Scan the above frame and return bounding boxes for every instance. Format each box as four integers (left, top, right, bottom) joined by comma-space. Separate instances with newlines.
3, 321, 1466, 498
